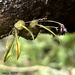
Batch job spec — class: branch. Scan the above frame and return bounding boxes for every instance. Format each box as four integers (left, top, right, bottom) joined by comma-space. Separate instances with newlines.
0, 64, 59, 72
0, 64, 75, 75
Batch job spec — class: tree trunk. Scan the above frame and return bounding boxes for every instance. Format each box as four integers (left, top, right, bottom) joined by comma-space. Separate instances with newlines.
0, 0, 75, 39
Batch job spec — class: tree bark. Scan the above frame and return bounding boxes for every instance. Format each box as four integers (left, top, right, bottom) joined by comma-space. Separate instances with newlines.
0, 0, 75, 38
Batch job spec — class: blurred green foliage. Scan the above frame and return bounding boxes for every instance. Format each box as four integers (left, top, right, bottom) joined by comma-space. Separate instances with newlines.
3, 33, 75, 67
0, 33, 75, 74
